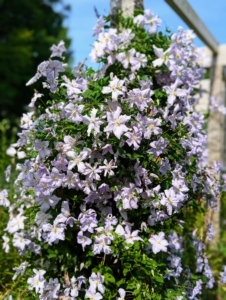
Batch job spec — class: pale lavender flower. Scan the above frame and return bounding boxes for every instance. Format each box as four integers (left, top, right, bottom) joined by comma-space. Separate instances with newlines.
35, 211, 52, 228
104, 106, 130, 139
81, 178, 97, 195
42, 278, 61, 299
28, 91, 43, 108
144, 9, 162, 34
188, 279, 202, 299
99, 159, 117, 176
27, 269, 46, 294
64, 103, 84, 124
61, 75, 81, 96
62, 134, 83, 152
105, 214, 118, 227
50, 40, 66, 58
34, 140, 51, 158
144, 118, 162, 139
219, 266, 226, 284
54, 201, 71, 224
92, 16, 105, 36
51, 154, 68, 171
80, 214, 97, 233
90, 41, 105, 62
159, 158, 171, 175
83, 108, 104, 136
130, 52, 147, 71
164, 79, 187, 107
12, 261, 28, 280
89, 272, 105, 294
116, 183, 141, 210
93, 235, 112, 255
206, 223, 215, 241
168, 232, 183, 252
12, 232, 30, 251
118, 29, 135, 48
35, 194, 61, 212
147, 137, 169, 157
125, 126, 142, 150
77, 231, 92, 251
17, 160, 32, 181
102, 144, 114, 155
50, 167, 64, 187
6, 214, 27, 234
186, 112, 204, 134
46, 60, 65, 78
46, 71, 58, 93
63, 170, 81, 190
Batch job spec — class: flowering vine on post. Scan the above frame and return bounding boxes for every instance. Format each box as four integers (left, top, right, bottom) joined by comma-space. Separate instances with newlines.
1, 7, 224, 300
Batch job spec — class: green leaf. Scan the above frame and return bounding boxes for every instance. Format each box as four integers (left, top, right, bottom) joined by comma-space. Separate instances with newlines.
104, 273, 115, 285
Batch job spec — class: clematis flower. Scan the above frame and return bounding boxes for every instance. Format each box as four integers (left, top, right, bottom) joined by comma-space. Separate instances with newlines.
149, 232, 169, 254
104, 106, 130, 139
125, 126, 142, 150
117, 288, 126, 300
0, 189, 10, 207
50, 40, 66, 58
64, 103, 84, 124
83, 108, 104, 136
27, 269, 46, 294
99, 159, 117, 176
102, 76, 126, 101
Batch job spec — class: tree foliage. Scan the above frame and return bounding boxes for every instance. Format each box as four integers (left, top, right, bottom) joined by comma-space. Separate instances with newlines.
0, 0, 71, 122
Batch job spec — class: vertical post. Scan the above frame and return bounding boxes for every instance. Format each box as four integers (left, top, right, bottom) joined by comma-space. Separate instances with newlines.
207, 46, 226, 249
110, 0, 144, 25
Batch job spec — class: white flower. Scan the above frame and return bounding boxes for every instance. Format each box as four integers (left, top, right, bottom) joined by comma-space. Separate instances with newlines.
85, 289, 103, 300
123, 226, 143, 244
117, 288, 126, 300
27, 269, 46, 294
12, 232, 30, 250
2, 234, 10, 253
20, 112, 34, 129
102, 76, 125, 101
152, 45, 171, 68
66, 149, 89, 172
149, 232, 169, 254
0, 189, 10, 207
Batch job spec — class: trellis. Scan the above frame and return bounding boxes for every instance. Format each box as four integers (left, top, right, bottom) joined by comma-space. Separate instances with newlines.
111, 0, 226, 247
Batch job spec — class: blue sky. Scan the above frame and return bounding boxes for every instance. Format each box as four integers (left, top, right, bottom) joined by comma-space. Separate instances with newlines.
58, 0, 226, 66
